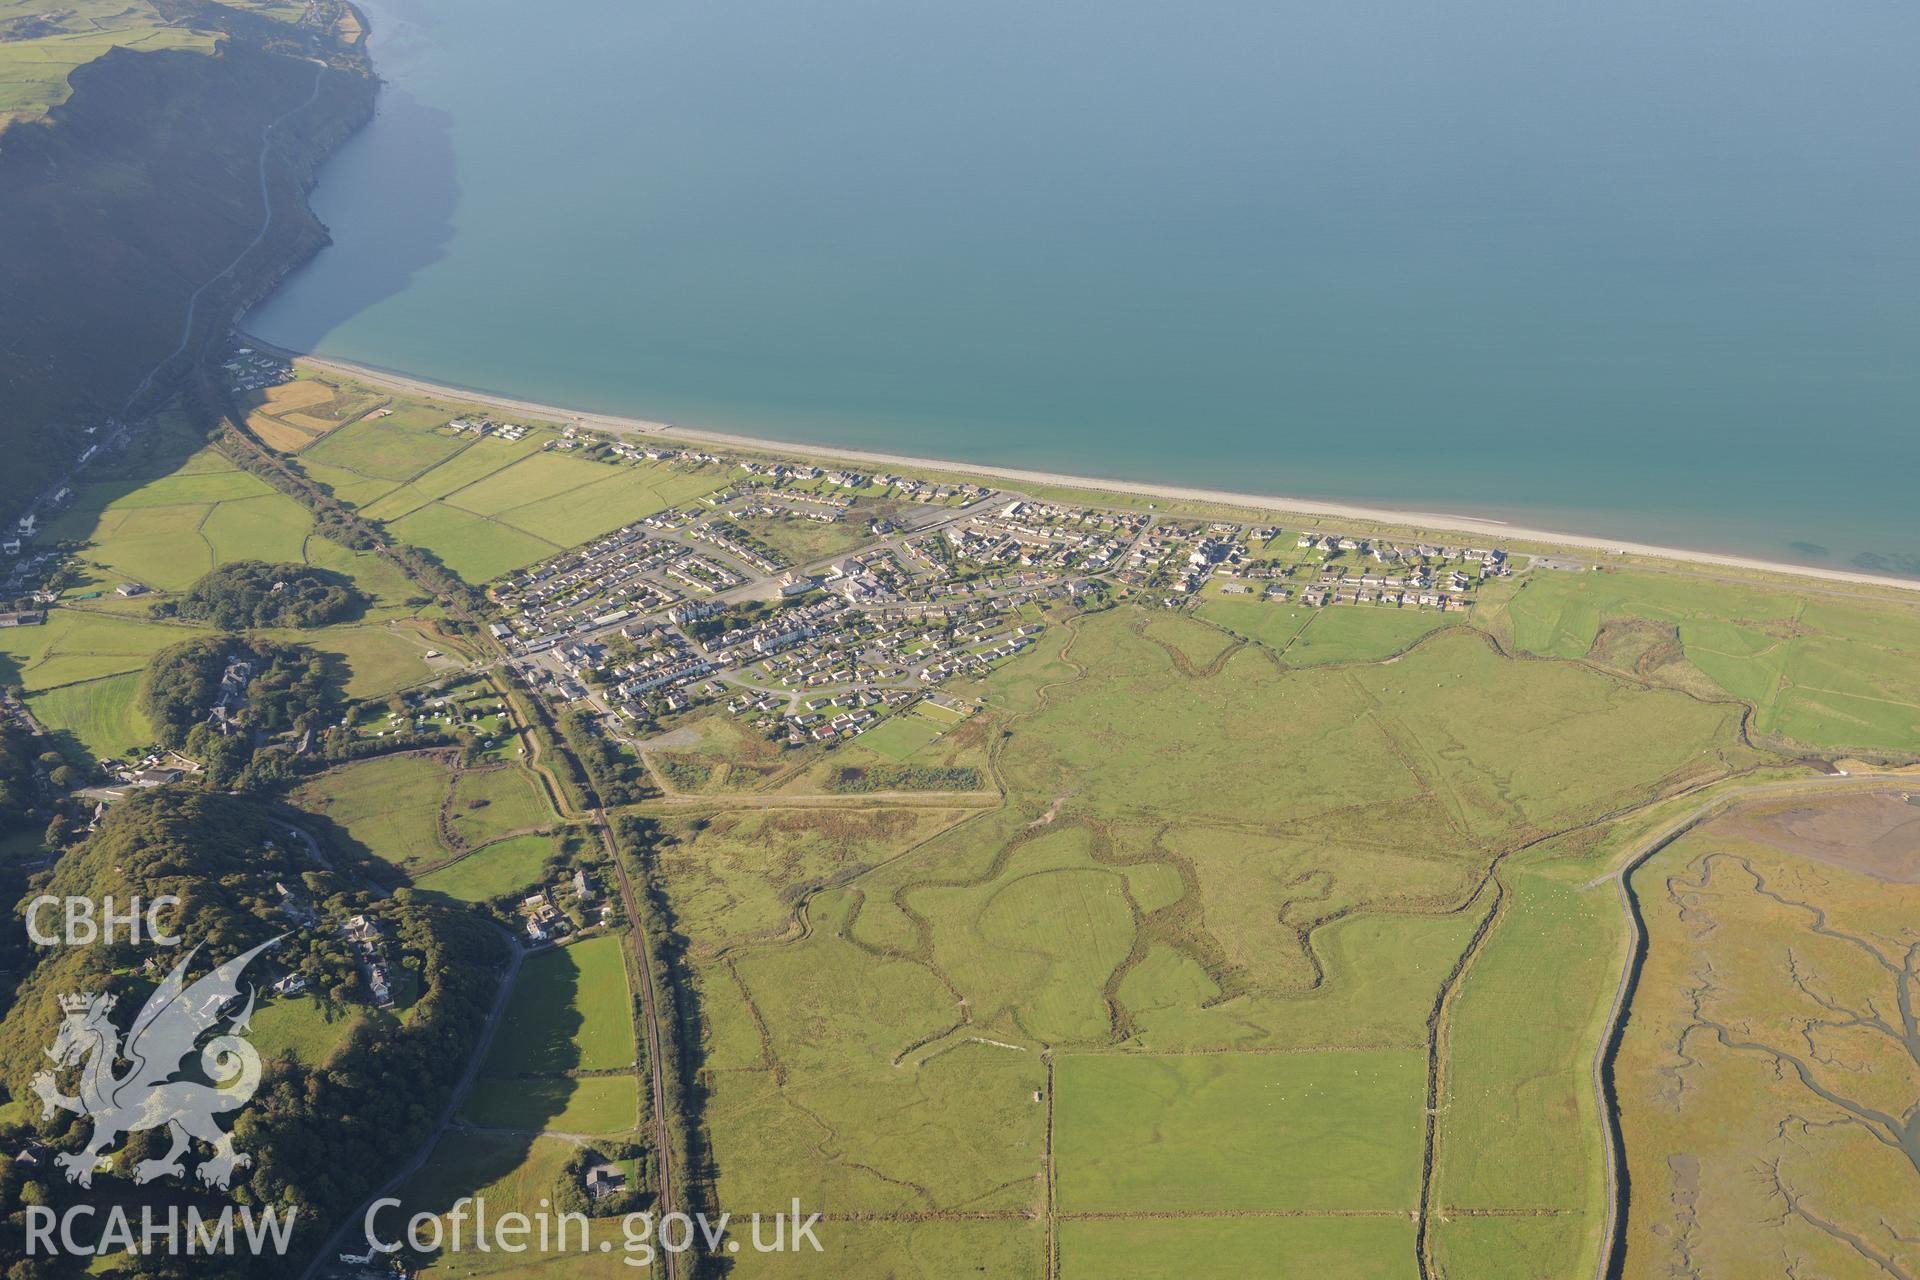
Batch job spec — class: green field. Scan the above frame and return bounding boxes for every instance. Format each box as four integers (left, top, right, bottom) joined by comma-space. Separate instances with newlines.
462, 1073, 638, 1137
392, 1131, 639, 1275
263, 621, 442, 700
1431, 1216, 1588, 1280
1055, 1050, 1426, 1212
439, 451, 628, 518
1498, 568, 1920, 753
25, 672, 151, 761
395, 433, 550, 502
482, 934, 637, 1077
302, 535, 434, 620
301, 414, 469, 481
295, 753, 454, 873
0, 0, 307, 122
299, 459, 403, 508
387, 503, 562, 583
416, 833, 560, 903
248, 995, 375, 1067
659, 807, 975, 953
844, 713, 945, 762
447, 765, 556, 845
1433, 867, 1617, 1212
292, 404, 740, 582
41, 443, 314, 594
4, 608, 436, 768
1428, 864, 1617, 1272
200, 493, 313, 565
724, 1220, 1043, 1279
66, 467, 268, 509
463, 934, 640, 1139
0, 609, 183, 692
1060, 1217, 1414, 1280
1193, 595, 1316, 651
1278, 605, 1451, 665
1118, 884, 1488, 1052
991, 617, 1749, 839
1139, 613, 1241, 670
2, 419, 450, 769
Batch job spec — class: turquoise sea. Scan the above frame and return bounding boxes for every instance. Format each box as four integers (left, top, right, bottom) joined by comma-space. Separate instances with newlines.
248, 0, 1920, 575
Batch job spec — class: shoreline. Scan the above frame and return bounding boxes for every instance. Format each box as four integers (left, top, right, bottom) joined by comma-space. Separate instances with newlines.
266, 343, 1920, 596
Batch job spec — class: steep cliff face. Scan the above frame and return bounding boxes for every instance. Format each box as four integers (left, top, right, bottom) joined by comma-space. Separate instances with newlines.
0, 5, 374, 517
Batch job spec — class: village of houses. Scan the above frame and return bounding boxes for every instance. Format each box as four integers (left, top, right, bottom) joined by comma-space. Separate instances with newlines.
478, 448, 1517, 770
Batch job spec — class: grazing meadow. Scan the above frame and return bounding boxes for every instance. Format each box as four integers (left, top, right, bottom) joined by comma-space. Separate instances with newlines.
295, 753, 455, 874
272, 375, 742, 583
1426, 859, 1619, 1275
464, 933, 640, 1137
4, 416, 456, 765
391, 1130, 638, 1276
248, 994, 380, 1068
447, 764, 557, 845
648, 600, 1806, 1276
23, 672, 150, 762
1491, 568, 1920, 755
416, 833, 561, 904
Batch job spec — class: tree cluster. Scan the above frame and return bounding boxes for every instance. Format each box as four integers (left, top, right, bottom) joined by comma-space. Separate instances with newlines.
557, 708, 650, 806
611, 814, 699, 1231
225, 898, 502, 1273
0, 722, 39, 839
554, 1143, 651, 1218
827, 763, 980, 793
159, 561, 363, 630
0, 790, 504, 1277
681, 598, 785, 645
139, 636, 341, 787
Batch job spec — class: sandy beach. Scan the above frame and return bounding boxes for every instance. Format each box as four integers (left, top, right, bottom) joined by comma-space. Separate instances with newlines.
283, 348, 1920, 596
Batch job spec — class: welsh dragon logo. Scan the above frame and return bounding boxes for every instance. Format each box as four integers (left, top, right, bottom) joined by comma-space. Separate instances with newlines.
31, 938, 277, 1190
